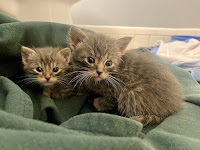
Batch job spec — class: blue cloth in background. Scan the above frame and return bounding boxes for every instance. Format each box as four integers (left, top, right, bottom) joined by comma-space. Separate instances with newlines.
175, 61, 200, 84
151, 36, 200, 83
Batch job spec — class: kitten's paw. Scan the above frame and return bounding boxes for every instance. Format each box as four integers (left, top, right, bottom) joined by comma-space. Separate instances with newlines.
130, 115, 145, 122
130, 115, 163, 126
130, 115, 148, 126
43, 90, 51, 98
93, 98, 102, 111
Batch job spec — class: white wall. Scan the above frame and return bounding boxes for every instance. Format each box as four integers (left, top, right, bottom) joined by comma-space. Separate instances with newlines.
71, 0, 200, 28
0, 0, 81, 24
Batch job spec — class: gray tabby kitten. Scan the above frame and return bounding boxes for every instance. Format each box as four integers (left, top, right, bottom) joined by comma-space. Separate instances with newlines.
21, 46, 75, 99
69, 27, 183, 126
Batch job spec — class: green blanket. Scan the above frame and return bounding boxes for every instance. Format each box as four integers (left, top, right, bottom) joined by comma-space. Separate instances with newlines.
0, 13, 200, 150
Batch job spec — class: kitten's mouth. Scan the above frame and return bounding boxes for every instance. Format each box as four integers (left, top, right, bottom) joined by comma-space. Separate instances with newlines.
89, 71, 108, 81
94, 76, 103, 81
94, 74, 108, 81
43, 82, 55, 86
40, 80, 56, 86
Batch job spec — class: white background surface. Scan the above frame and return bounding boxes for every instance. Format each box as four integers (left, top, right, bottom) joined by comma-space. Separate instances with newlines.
71, 0, 200, 28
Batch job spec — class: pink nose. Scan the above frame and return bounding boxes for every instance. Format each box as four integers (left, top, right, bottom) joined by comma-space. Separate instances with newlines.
45, 77, 51, 81
96, 71, 102, 76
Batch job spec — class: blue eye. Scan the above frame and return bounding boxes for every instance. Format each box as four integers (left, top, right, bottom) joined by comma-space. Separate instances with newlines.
87, 57, 95, 63
105, 61, 112, 67
36, 67, 43, 72
53, 67, 59, 72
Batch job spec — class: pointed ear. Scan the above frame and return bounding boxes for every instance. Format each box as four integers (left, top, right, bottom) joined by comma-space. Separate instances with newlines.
57, 48, 71, 63
70, 27, 88, 49
21, 46, 36, 64
114, 37, 132, 53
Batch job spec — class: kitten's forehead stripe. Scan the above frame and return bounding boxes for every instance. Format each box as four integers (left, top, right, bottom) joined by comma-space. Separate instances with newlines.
83, 34, 117, 64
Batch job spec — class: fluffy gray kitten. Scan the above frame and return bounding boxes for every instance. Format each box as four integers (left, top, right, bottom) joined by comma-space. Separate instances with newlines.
21, 46, 75, 99
69, 27, 183, 126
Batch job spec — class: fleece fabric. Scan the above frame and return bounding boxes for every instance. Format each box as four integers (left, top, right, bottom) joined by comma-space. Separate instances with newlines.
0, 13, 200, 150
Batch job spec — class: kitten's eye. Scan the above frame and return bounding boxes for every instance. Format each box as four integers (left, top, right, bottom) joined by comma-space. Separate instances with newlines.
105, 61, 112, 67
53, 67, 59, 72
87, 57, 95, 64
36, 67, 43, 72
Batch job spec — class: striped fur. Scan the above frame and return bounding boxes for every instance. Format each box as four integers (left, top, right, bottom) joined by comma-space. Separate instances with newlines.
70, 28, 184, 126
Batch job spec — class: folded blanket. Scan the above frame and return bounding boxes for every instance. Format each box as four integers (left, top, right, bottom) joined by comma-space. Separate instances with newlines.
0, 13, 200, 150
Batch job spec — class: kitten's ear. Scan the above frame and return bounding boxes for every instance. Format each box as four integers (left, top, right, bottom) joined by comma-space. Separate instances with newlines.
114, 37, 132, 53
70, 27, 88, 49
58, 48, 71, 63
21, 46, 36, 64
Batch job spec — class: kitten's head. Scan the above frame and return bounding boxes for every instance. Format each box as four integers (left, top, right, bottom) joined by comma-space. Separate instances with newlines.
70, 27, 132, 82
21, 46, 71, 86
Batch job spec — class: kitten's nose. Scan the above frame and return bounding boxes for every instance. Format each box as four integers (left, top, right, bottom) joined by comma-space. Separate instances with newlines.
96, 71, 103, 76
45, 77, 51, 81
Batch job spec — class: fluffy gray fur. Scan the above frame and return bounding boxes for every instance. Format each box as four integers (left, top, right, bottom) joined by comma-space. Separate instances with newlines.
21, 46, 75, 99
69, 27, 183, 126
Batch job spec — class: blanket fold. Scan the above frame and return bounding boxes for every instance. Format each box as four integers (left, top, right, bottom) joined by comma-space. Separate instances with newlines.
0, 13, 200, 150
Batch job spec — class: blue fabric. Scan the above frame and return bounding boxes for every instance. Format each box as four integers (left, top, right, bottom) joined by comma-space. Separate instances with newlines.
172, 35, 200, 41
151, 36, 200, 83
175, 61, 200, 83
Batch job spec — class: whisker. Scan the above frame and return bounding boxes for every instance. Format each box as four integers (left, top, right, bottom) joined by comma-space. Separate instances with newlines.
106, 77, 117, 90
73, 74, 88, 89
108, 72, 119, 75
68, 73, 83, 84
78, 73, 91, 89
20, 79, 38, 89
16, 75, 29, 79
78, 66, 90, 71
109, 76, 122, 88
109, 75, 124, 84
65, 71, 83, 76
57, 80, 68, 86
17, 77, 37, 84
28, 81, 39, 89
70, 66, 89, 71
112, 78, 121, 88
105, 78, 109, 86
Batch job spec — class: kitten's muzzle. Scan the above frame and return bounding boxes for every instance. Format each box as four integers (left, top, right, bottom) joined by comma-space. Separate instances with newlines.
96, 71, 103, 76
45, 77, 51, 81
94, 72, 108, 81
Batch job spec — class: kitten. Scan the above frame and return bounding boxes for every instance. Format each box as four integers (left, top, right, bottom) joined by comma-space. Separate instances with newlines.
21, 46, 75, 99
69, 27, 183, 126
